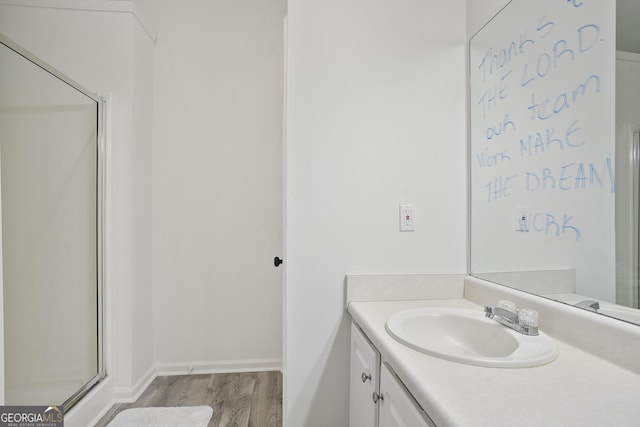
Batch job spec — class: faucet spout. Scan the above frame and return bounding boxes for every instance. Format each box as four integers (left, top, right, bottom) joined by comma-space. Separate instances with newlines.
484, 301, 539, 336
484, 305, 517, 323
574, 300, 600, 312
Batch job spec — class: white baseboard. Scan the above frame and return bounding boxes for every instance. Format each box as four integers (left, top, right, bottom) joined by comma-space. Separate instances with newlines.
77, 369, 155, 425
111, 365, 156, 403
64, 377, 114, 427
154, 358, 283, 377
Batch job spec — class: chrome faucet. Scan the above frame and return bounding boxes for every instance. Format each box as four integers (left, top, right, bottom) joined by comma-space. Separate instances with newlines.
573, 300, 600, 312
485, 300, 539, 336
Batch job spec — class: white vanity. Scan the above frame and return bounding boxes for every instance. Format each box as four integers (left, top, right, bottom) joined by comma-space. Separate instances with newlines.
347, 275, 640, 426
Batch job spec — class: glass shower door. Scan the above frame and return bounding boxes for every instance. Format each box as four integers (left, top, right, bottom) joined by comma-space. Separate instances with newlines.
0, 34, 105, 409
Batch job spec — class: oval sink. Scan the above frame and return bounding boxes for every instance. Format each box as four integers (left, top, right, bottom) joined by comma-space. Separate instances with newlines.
386, 307, 557, 368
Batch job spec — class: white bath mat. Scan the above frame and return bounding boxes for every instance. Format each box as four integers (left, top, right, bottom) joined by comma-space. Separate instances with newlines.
106, 405, 213, 427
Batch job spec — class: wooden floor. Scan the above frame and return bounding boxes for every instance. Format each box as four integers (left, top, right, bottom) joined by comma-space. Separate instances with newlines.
95, 371, 282, 427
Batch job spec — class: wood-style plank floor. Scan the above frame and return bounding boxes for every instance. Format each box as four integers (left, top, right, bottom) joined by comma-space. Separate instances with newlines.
94, 371, 282, 427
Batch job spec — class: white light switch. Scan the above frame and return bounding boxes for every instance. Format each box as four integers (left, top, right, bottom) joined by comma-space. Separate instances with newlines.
515, 206, 529, 232
400, 204, 416, 232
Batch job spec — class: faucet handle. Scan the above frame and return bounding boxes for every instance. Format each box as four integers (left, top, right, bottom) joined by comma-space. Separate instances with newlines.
518, 308, 539, 328
497, 300, 516, 312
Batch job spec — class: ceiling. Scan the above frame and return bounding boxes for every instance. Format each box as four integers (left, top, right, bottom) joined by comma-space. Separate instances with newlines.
617, 0, 640, 54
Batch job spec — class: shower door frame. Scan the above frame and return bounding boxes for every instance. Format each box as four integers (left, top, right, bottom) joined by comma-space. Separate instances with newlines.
632, 127, 640, 309
0, 33, 107, 411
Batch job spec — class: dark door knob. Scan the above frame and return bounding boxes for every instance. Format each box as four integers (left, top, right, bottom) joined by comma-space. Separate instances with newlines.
274, 256, 283, 267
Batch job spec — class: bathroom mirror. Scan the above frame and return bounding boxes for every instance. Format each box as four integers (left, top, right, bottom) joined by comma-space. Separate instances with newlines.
470, 0, 640, 325
0, 34, 105, 408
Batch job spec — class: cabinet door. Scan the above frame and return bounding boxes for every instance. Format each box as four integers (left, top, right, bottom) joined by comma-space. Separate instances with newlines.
349, 322, 381, 427
379, 363, 435, 427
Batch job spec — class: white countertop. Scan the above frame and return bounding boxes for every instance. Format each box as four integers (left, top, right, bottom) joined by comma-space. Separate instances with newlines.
348, 298, 640, 427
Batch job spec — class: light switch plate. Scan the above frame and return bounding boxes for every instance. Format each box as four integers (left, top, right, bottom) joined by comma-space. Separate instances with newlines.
400, 204, 416, 232
515, 206, 530, 232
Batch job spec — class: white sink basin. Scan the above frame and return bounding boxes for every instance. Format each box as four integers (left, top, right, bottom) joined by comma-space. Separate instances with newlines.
386, 307, 558, 368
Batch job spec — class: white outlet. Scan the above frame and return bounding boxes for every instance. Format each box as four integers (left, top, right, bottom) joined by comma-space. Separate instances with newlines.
515, 206, 529, 232
400, 204, 416, 232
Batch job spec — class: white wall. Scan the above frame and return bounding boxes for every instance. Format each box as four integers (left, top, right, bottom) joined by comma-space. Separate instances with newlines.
139, 0, 285, 368
286, 0, 467, 425
0, 0, 155, 407
467, 0, 510, 37
130, 15, 155, 387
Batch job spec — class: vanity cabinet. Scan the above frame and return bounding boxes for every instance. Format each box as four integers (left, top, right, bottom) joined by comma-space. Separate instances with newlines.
350, 322, 434, 427
378, 363, 435, 427
350, 322, 381, 426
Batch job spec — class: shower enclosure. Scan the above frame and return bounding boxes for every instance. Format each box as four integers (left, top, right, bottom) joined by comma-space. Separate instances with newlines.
0, 34, 105, 409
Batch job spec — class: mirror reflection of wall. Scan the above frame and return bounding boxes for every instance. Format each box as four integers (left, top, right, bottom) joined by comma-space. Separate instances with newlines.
469, 0, 640, 325
0, 35, 105, 408
615, 0, 640, 310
